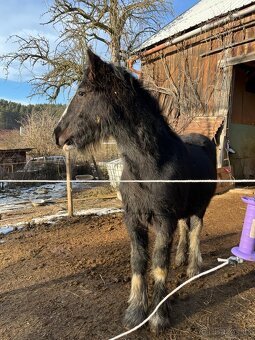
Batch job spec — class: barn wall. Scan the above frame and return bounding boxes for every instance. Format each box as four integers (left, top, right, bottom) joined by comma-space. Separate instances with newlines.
141, 12, 255, 133
0, 150, 27, 173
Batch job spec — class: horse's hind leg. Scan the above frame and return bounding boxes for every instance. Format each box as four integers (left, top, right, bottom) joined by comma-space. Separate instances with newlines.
149, 218, 177, 334
123, 213, 149, 329
187, 215, 203, 278
175, 218, 190, 267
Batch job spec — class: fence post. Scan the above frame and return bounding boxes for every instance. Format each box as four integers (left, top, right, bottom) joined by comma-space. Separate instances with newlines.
64, 146, 73, 217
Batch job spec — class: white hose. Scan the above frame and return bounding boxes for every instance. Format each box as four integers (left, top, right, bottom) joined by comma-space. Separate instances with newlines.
109, 257, 241, 340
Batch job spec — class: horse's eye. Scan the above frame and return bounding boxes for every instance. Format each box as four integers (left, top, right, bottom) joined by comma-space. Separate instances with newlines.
78, 91, 85, 97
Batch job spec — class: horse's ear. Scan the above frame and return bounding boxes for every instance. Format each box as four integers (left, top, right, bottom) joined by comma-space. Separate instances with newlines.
87, 49, 108, 82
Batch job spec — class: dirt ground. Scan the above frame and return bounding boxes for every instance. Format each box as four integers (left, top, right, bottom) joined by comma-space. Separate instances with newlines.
0, 186, 255, 340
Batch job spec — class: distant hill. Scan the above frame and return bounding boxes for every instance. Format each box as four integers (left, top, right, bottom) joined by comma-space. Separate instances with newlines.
0, 99, 65, 130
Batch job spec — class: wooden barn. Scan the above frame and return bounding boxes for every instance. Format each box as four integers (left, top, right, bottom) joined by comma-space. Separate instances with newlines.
0, 148, 32, 174
0, 130, 32, 175
129, 0, 255, 182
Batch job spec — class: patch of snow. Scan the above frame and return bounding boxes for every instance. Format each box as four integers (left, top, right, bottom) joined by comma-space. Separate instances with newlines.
0, 207, 123, 239
76, 208, 123, 216
31, 211, 68, 224
0, 221, 29, 235
0, 182, 90, 214
0, 226, 14, 235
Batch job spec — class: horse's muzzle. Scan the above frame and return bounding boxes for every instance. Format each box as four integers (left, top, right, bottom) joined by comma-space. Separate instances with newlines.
54, 125, 75, 149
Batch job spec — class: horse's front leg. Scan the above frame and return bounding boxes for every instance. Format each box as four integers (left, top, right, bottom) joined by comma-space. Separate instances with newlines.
149, 217, 177, 334
123, 213, 149, 329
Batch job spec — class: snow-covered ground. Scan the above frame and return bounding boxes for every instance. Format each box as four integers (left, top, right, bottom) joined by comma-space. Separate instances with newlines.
0, 207, 123, 238
0, 182, 123, 240
0, 182, 89, 214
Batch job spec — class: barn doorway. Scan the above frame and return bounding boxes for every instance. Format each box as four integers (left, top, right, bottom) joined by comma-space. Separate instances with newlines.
229, 62, 255, 180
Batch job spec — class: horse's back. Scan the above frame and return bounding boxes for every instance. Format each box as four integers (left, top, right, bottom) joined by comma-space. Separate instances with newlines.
179, 133, 217, 216
181, 133, 217, 182
121, 133, 217, 219
181, 133, 216, 167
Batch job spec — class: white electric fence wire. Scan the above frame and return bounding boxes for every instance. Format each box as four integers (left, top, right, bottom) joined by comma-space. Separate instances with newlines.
109, 258, 233, 340
0, 179, 255, 183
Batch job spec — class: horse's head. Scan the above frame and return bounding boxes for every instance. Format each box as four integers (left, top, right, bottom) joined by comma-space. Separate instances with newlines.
54, 49, 140, 150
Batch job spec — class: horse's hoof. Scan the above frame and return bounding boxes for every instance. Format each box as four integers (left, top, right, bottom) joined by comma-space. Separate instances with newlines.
175, 254, 187, 267
149, 298, 171, 334
149, 312, 171, 334
123, 305, 147, 330
187, 265, 200, 278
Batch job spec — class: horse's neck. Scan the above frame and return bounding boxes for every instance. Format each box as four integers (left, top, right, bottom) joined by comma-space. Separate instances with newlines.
114, 113, 177, 171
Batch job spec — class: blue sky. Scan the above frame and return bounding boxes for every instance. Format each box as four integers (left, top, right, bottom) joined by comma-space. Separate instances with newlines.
0, 0, 199, 105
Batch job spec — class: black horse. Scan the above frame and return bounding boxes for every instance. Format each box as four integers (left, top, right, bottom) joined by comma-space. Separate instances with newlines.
54, 50, 217, 334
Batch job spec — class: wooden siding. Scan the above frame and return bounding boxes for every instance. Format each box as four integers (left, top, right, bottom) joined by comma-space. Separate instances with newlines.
181, 116, 224, 139
141, 12, 255, 131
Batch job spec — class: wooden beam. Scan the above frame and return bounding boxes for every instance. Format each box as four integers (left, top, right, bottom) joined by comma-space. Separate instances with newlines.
218, 52, 255, 68
201, 37, 255, 58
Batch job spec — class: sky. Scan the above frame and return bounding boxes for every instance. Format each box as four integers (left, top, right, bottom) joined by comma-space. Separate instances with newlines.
0, 0, 199, 105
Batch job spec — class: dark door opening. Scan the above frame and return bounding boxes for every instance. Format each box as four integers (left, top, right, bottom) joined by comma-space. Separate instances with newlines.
229, 62, 255, 180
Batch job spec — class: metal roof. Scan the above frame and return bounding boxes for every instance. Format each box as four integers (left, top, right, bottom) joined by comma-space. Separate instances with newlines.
137, 0, 255, 51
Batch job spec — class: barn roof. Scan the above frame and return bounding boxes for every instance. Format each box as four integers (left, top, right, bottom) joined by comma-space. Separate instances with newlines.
137, 0, 255, 51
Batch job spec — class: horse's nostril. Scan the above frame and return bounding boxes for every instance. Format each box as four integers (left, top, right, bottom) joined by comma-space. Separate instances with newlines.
54, 126, 61, 146
55, 136, 60, 146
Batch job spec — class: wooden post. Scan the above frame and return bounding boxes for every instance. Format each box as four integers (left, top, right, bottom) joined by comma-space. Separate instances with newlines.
64, 146, 73, 217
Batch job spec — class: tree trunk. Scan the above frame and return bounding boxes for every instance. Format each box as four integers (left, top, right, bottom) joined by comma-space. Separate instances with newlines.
110, 0, 121, 65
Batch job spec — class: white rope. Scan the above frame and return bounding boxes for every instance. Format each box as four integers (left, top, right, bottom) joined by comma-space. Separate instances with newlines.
109, 257, 241, 340
0, 179, 255, 183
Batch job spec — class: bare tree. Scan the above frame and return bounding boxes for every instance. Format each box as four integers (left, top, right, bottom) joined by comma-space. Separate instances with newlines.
21, 110, 60, 156
0, 0, 172, 100
20, 109, 119, 167
144, 48, 206, 134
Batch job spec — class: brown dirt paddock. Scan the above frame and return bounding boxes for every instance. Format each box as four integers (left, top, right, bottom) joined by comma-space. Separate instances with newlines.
0, 187, 254, 339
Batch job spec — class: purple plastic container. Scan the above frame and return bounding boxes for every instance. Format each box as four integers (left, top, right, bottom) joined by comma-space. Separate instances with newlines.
231, 197, 255, 261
